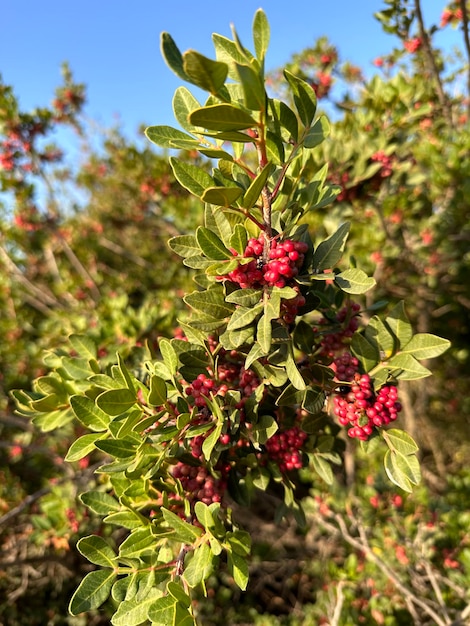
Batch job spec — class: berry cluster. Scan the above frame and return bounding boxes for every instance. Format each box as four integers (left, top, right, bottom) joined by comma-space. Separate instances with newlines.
185, 373, 217, 408
172, 461, 227, 506
222, 235, 308, 290
371, 150, 394, 178
314, 302, 361, 356
332, 364, 402, 440
265, 427, 307, 472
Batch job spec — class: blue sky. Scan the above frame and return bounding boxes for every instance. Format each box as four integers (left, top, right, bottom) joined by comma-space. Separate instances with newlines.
1, 1, 454, 139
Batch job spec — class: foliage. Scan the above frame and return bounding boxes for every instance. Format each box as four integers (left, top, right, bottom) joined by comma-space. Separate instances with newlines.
2, 2, 470, 625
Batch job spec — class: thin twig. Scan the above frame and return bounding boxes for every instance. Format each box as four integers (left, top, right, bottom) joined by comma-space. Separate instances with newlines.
459, 0, 470, 116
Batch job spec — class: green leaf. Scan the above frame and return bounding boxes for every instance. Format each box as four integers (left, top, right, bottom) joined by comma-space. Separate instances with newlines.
161, 508, 203, 543
65, 433, 105, 462
303, 116, 330, 149
69, 569, 116, 616
77, 535, 117, 568
168, 234, 200, 258
270, 99, 299, 142
400, 334, 450, 360
189, 104, 257, 131
227, 304, 264, 331
384, 449, 421, 492
313, 222, 350, 270
213, 34, 251, 78
161, 32, 189, 82
96, 388, 136, 416
95, 438, 137, 458
184, 287, 235, 320
183, 542, 215, 587
242, 163, 272, 209
70, 395, 111, 432
160, 338, 178, 375
226, 288, 262, 307
227, 550, 249, 591
230, 224, 248, 255
111, 589, 162, 626
31, 409, 73, 432
148, 375, 168, 407
173, 86, 201, 132
351, 333, 380, 373
386, 301, 412, 348
69, 334, 97, 359
253, 8, 270, 62
382, 428, 419, 455
119, 528, 157, 557
80, 491, 121, 515
201, 186, 243, 207
285, 349, 306, 390
196, 226, 233, 260
335, 269, 376, 294
144, 125, 196, 149
310, 454, 334, 484
387, 353, 431, 380
365, 316, 396, 358
251, 414, 278, 444
183, 50, 228, 94
170, 157, 214, 198
235, 63, 265, 111
202, 420, 223, 461
283, 70, 317, 127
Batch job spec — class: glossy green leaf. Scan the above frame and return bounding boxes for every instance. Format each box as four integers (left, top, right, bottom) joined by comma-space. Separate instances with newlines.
196, 226, 233, 259
170, 157, 214, 198
168, 234, 200, 258
384, 449, 421, 492
69, 569, 116, 616
119, 527, 157, 557
183, 542, 215, 587
148, 375, 167, 407
382, 428, 419, 455
229, 224, 249, 255
65, 433, 105, 462
77, 535, 117, 568
242, 163, 272, 209
111, 589, 162, 626
31, 409, 74, 432
144, 125, 196, 149
159, 338, 178, 375
184, 287, 235, 320
183, 50, 228, 94
173, 86, 201, 132
303, 115, 330, 149
351, 333, 380, 372
189, 104, 257, 131
160, 32, 189, 81
95, 437, 137, 458
251, 414, 278, 444
227, 304, 264, 331
253, 8, 270, 62
69, 334, 97, 360
212, 34, 250, 78
202, 186, 243, 207
226, 288, 262, 307
388, 353, 432, 380
161, 508, 203, 543
335, 269, 376, 294
285, 349, 306, 390
227, 550, 249, 591
96, 388, 136, 416
270, 99, 299, 142
313, 222, 350, 270
400, 333, 450, 360
365, 316, 396, 358
236, 63, 265, 111
310, 453, 334, 484
80, 490, 121, 515
386, 301, 413, 348
283, 70, 317, 127
70, 394, 111, 431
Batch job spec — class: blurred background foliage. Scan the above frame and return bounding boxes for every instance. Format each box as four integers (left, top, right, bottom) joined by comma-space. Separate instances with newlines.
1, 1, 469, 624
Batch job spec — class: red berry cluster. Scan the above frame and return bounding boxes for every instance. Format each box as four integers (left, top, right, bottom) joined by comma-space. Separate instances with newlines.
172, 461, 227, 506
185, 373, 217, 408
330, 351, 360, 381
222, 235, 308, 290
265, 427, 307, 472
371, 150, 394, 178
333, 367, 402, 440
315, 302, 361, 357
